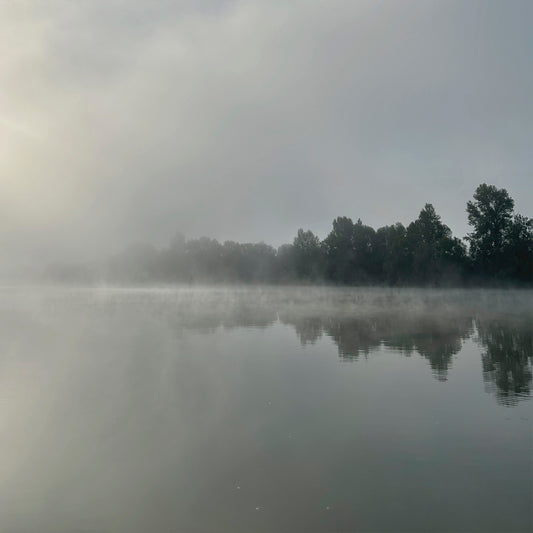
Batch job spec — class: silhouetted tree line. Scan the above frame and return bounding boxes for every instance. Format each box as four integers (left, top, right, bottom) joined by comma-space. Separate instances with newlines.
45, 184, 532, 285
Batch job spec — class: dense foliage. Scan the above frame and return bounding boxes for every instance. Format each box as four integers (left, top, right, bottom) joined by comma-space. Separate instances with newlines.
46, 184, 532, 285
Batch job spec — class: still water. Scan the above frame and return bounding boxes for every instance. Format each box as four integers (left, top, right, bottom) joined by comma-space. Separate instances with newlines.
0, 287, 531, 533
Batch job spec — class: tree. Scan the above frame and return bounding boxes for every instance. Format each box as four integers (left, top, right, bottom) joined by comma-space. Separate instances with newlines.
276, 244, 296, 281
323, 217, 377, 284
503, 214, 533, 282
184, 237, 222, 281
406, 204, 466, 284
323, 217, 356, 283
292, 229, 323, 280
351, 219, 377, 282
466, 184, 514, 277
374, 223, 409, 284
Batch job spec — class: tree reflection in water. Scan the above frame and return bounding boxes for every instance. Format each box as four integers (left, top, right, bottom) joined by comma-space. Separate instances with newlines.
476, 318, 533, 405
275, 291, 532, 403
0, 287, 530, 406
281, 311, 474, 381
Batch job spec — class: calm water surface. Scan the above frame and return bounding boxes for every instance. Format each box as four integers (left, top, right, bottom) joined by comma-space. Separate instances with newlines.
0, 287, 531, 533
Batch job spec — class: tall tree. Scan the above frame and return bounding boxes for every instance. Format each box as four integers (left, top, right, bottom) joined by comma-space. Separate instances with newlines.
406, 204, 466, 284
323, 217, 356, 283
374, 223, 409, 284
292, 229, 323, 280
466, 184, 514, 277
503, 214, 533, 282
351, 219, 377, 282
323, 217, 377, 283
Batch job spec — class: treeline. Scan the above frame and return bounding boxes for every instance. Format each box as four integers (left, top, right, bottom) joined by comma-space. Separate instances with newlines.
45, 183, 532, 285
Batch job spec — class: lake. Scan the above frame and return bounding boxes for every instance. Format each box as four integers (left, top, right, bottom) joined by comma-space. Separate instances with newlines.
0, 287, 531, 533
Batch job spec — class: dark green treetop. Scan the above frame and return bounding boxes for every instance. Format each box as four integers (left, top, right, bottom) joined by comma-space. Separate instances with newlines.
466, 183, 514, 275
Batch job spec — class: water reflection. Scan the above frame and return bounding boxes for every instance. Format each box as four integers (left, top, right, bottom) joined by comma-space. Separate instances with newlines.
477, 318, 533, 405
280, 302, 532, 403
0, 287, 531, 533
0, 287, 531, 404
281, 311, 474, 382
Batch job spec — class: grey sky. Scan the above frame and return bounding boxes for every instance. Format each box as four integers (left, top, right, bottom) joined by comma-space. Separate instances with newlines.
1, 0, 531, 267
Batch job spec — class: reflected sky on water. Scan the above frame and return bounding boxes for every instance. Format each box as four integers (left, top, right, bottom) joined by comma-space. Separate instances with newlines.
0, 287, 531, 532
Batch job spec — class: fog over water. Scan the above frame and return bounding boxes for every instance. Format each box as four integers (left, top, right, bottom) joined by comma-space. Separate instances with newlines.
0, 287, 531, 532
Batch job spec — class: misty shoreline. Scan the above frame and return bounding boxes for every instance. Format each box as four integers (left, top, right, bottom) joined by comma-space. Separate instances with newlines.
38, 184, 532, 288
5, 281, 533, 291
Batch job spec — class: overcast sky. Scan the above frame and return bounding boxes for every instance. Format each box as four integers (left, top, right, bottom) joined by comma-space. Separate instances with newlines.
1, 0, 531, 268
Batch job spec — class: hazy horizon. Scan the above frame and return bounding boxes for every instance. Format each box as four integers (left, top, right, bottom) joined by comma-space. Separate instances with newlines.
1, 1, 531, 273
